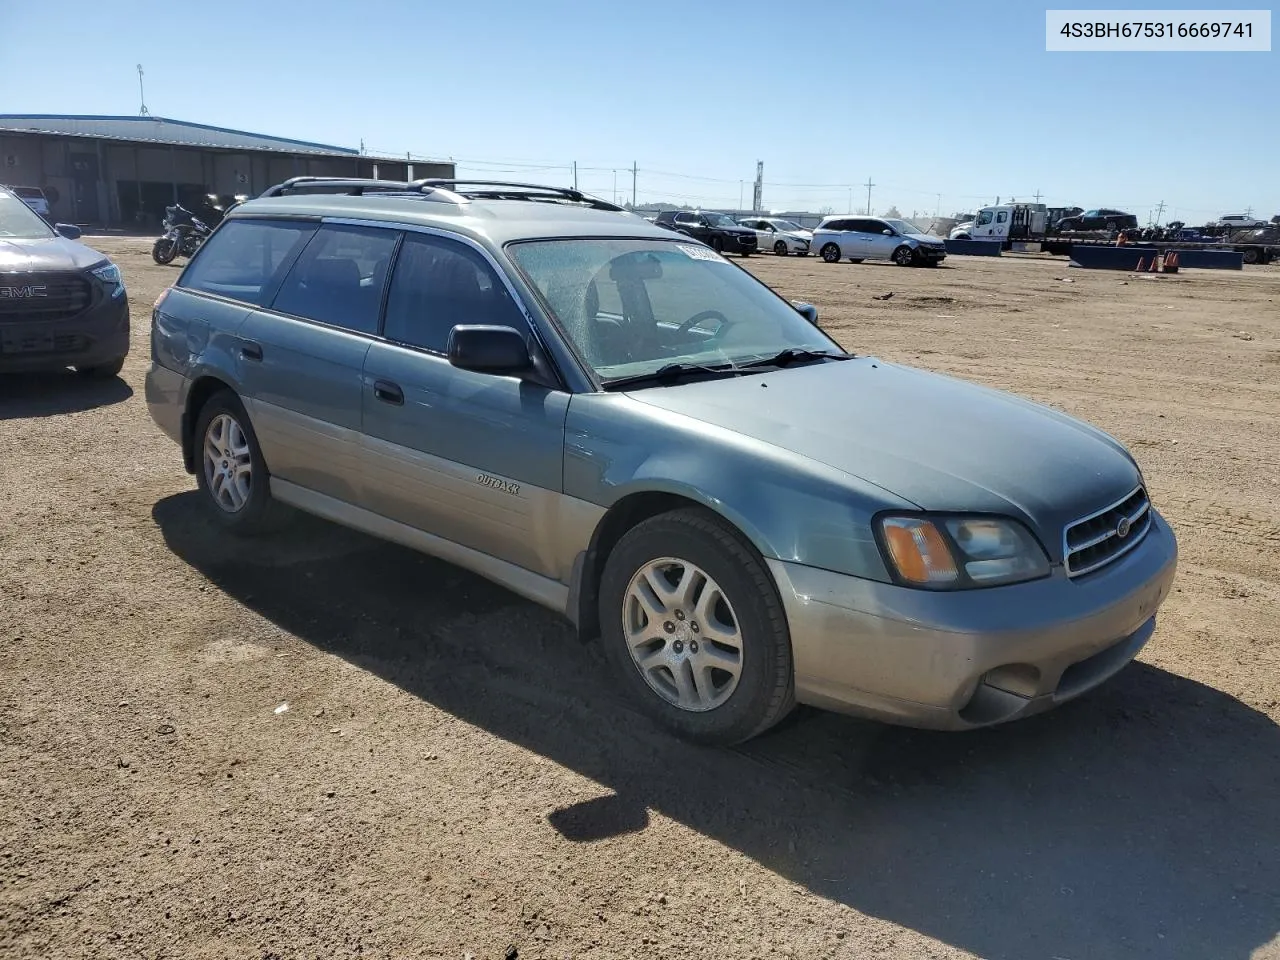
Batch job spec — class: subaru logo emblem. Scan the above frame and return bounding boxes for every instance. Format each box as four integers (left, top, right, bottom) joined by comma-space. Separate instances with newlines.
1116, 516, 1132, 539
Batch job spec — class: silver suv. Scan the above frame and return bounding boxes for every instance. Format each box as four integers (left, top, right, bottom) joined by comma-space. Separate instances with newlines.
146, 177, 1177, 745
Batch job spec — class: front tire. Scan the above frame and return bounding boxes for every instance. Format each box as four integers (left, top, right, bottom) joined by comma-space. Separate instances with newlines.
710, 236, 724, 254
820, 243, 842, 263
193, 390, 287, 536
152, 236, 178, 265
75, 357, 125, 379
774, 240, 788, 256
598, 508, 795, 745
893, 245, 917, 266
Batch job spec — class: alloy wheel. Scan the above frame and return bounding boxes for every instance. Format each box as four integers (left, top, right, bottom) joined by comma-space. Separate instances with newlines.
622, 558, 743, 712
202, 413, 253, 513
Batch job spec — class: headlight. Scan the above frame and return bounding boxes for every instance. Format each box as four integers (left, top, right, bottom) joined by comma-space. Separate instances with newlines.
877, 514, 1049, 589
91, 262, 126, 298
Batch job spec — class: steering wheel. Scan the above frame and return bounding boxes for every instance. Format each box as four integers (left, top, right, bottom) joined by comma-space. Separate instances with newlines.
675, 309, 732, 338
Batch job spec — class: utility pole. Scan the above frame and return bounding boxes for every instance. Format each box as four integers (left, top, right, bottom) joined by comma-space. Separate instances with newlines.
572, 161, 578, 190
631, 162, 637, 208
936, 193, 941, 218
847, 187, 852, 213
1154, 200, 1166, 226
136, 64, 149, 116
1033, 189, 1043, 203
864, 177, 874, 216
752, 161, 763, 213
612, 169, 617, 205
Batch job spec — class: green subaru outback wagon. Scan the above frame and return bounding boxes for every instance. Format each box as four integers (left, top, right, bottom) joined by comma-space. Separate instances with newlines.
146, 177, 1177, 745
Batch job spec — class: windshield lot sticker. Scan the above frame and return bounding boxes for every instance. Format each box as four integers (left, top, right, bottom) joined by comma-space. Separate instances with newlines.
677, 244, 729, 263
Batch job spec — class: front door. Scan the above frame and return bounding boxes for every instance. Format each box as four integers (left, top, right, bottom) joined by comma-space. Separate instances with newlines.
360, 231, 569, 576
856, 219, 895, 260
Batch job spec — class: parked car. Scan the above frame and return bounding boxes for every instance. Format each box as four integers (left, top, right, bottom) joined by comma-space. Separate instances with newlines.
0, 186, 129, 378
146, 176, 1176, 745
1215, 214, 1269, 229
652, 210, 758, 256
737, 217, 812, 256
812, 216, 947, 266
1054, 209, 1138, 232
5, 185, 52, 222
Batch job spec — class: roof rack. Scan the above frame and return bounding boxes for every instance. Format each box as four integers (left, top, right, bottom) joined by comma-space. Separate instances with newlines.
256, 176, 623, 211
411, 179, 624, 212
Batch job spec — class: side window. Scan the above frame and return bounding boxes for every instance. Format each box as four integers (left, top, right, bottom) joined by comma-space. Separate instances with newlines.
976, 210, 995, 226
995, 210, 1009, 224
674, 213, 696, 224
849, 219, 876, 233
179, 219, 317, 305
383, 233, 527, 354
271, 224, 399, 334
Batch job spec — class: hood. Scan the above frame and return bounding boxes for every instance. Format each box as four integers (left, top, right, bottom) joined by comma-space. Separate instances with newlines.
786, 230, 813, 241
624, 358, 1141, 559
907, 233, 945, 245
0, 236, 108, 273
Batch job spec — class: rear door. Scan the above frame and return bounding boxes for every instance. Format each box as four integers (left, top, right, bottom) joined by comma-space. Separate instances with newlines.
237, 221, 400, 505
360, 230, 570, 576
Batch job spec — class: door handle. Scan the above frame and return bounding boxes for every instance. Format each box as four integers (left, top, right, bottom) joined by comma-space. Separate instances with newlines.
240, 341, 263, 362
373, 379, 404, 405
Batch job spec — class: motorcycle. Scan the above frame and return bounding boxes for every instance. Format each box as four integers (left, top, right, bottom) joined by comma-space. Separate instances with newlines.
151, 203, 212, 265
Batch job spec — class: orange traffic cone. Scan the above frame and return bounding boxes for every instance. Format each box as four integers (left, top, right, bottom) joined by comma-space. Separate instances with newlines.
1149, 256, 1159, 272
1134, 257, 1145, 272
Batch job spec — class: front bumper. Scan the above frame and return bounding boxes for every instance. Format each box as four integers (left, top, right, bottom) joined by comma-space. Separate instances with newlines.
769, 510, 1178, 730
0, 294, 130, 373
915, 244, 947, 262
722, 233, 758, 254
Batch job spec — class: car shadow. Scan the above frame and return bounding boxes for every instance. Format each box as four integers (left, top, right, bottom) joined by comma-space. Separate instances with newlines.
0, 370, 133, 420
153, 493, 1280, 960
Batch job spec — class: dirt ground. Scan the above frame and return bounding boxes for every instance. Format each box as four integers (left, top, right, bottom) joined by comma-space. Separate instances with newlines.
2, 238, 1278, 960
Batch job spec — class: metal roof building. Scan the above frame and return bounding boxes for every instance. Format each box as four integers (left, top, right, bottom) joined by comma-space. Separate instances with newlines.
0, 115, 453, 227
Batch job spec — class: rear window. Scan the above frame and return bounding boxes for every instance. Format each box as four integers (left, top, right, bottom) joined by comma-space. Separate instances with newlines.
179, 219, 317, 305
11, 187, 45, 200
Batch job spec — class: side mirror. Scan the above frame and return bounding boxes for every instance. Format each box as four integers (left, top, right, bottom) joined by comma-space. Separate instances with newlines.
791, 301, 819, 326
882, 229, 893, 236
54, 223, 82, 240
447, 324, 532, 375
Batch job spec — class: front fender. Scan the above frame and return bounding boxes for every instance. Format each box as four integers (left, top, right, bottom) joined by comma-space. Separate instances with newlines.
564, 394, 909, 582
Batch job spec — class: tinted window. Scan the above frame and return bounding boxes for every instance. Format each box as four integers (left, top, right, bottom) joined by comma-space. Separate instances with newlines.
180, 219, 316, 305
996, 211, 1009, 223
383, 233, 526, 353
850, 219, 881, 233
823, 220, 850, 232
271, 224, 399, 334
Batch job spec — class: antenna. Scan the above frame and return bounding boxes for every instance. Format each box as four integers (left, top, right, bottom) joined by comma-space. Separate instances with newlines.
137, 64, 149, 116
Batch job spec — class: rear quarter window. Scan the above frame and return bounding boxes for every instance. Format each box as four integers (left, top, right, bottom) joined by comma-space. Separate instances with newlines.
178, 219, 317, 305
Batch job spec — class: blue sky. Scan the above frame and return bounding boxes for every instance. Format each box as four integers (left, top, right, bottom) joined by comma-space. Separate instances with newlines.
2, 0, 1274, 221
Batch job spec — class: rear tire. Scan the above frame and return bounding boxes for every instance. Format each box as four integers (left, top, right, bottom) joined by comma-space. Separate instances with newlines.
820, 243, 842, 263
598, 508, 795, 745
192, 389, 289, 536
75, 357, 125, 379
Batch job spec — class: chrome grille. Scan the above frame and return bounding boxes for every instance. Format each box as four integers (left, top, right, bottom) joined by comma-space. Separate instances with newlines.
0, 272, 93, 323
1063, 486, 1151, 577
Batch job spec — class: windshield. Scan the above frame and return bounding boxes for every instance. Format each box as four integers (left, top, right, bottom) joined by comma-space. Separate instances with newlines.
507, 238, 840, 383
883, 218, 924, 236
703, 213, 739, 227
0, 193, 54, 239
770, 220, 804, 232
11, 187, 44, 200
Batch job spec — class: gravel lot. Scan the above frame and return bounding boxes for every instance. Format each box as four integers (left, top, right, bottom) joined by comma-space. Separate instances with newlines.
2, 238, 1278, 960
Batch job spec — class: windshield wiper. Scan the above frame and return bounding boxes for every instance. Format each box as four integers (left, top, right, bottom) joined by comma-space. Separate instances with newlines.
601, 361, 743, 391
736, 348, 852, 369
